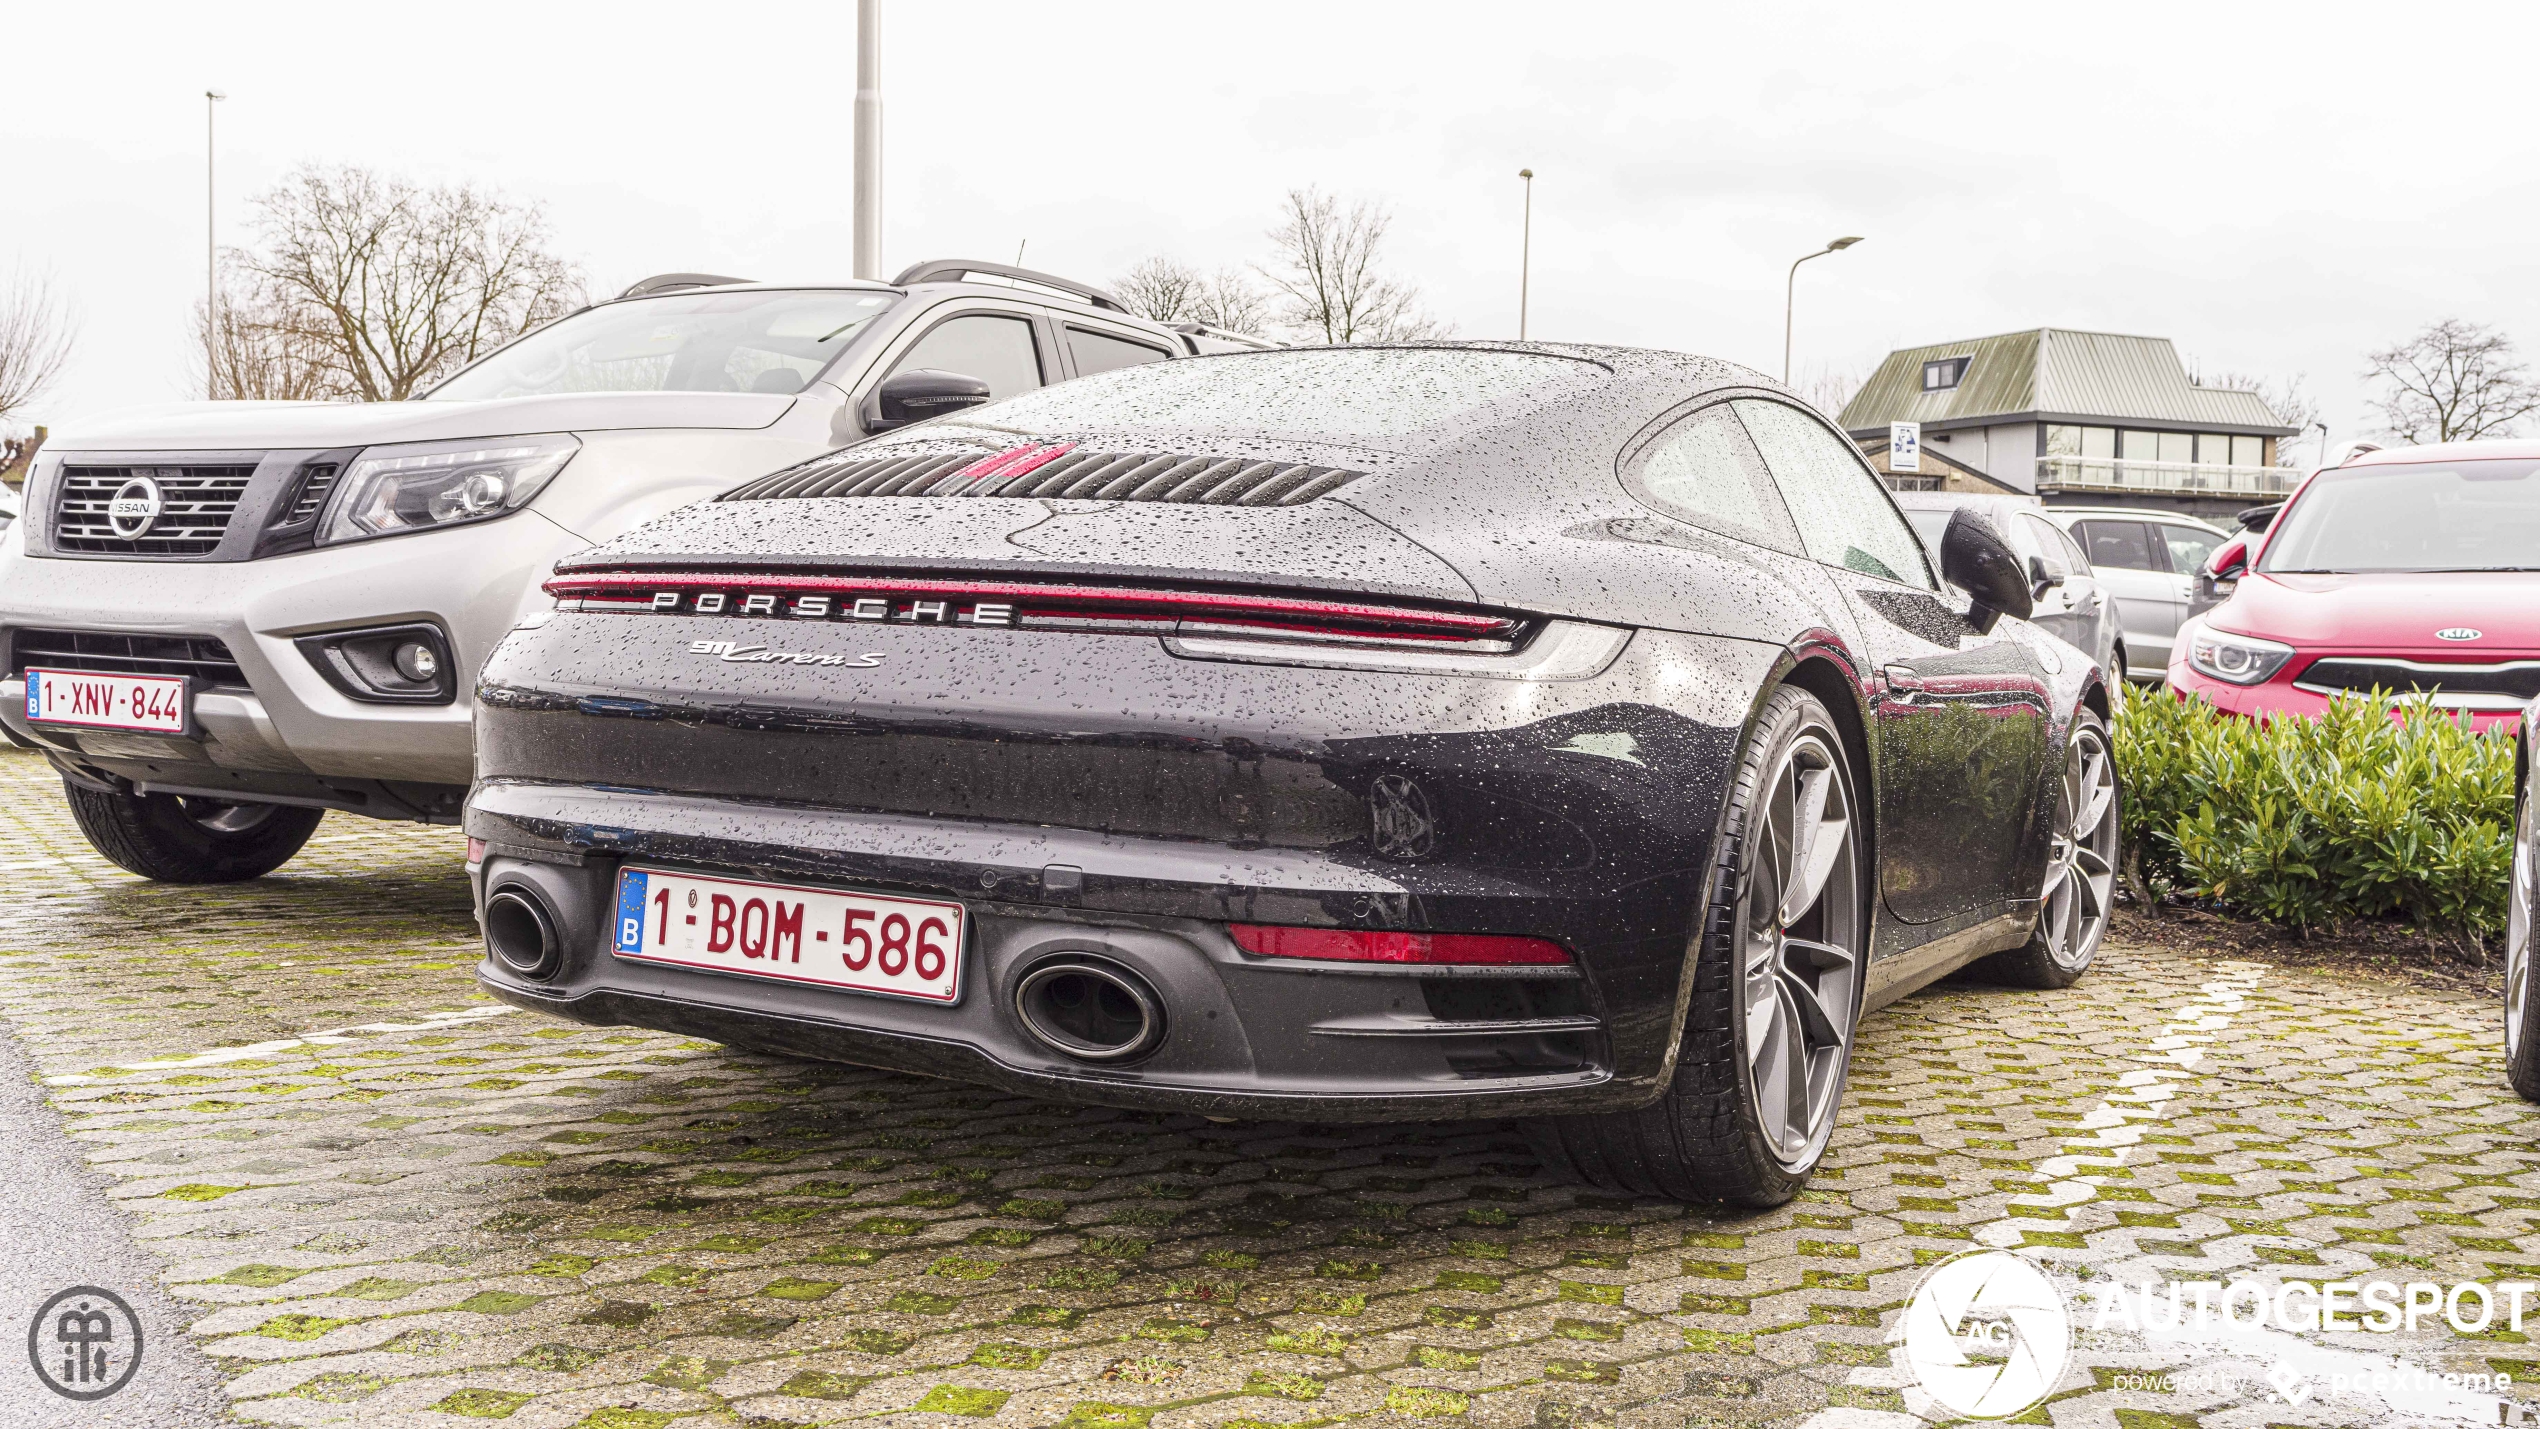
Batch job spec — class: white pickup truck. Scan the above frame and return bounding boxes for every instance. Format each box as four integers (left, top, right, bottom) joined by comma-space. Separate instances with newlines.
2, 261, 1265, 881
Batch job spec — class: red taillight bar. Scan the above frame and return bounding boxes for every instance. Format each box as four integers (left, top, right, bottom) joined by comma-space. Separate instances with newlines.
543, 571, 1520, 641
1227, 923, 1573, 966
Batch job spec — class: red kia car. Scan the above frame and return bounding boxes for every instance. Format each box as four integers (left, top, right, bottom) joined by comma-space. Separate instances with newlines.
2169, 439, 2539, 730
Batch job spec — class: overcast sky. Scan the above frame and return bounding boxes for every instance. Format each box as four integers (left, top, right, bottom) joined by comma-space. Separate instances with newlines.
8, 0, 2538, 459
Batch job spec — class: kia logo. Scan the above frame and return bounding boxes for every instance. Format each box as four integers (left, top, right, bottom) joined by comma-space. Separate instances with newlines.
105, 476, 163, 540
2435, 628, 2482, 642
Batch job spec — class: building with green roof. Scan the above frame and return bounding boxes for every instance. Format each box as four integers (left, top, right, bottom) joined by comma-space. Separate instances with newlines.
1837, 329, 2301, 515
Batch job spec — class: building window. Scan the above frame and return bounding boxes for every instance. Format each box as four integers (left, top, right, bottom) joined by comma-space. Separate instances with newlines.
2045, 424, 2116, 458
1921, 357, 1970, 391
2232, 434, 2265, 468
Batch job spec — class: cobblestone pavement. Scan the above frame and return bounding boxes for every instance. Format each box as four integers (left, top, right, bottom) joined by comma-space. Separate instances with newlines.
6, 744, 2540, 1429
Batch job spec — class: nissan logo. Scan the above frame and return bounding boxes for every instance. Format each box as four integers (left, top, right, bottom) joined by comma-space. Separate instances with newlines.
105, 476, 163, 541
2436, 627, 2482, 642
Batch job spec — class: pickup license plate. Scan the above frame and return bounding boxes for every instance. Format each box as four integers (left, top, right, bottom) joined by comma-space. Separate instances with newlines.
610, 866, 964, 1004
25, 668, 191, 734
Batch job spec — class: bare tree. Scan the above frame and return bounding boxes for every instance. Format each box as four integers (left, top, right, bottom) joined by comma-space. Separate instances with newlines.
1257, 187, 1442, 344
1114, 256, 1201, 323
1191, 268, 1273, 336
0, 266, 76, 423
2363, 319, 2540, 443
2208, 371, 2319, 465
230, 165, 583, 401
192, 279, 337, 402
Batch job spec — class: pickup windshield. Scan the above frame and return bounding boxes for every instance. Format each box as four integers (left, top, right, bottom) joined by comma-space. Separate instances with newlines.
2259, 458, 2540, 573
427, 289, 898, 401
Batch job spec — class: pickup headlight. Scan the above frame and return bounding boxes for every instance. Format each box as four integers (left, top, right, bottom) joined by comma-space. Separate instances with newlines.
319, 435, 579, 545
2187, 625, 2296, 685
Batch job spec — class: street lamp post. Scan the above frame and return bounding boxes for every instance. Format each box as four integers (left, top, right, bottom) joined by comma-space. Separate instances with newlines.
206, 88, 225, 398
1517, 168, 1533, 340
852, 0, 883, 280
1783, 235, 1862, 383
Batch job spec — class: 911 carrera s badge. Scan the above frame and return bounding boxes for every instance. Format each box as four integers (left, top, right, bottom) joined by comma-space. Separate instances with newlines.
689, 640, 884, 667
2436, 627, 2482, 641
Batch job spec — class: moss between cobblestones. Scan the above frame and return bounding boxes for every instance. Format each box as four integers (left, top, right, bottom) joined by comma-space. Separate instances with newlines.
13, 755, 2540, 1429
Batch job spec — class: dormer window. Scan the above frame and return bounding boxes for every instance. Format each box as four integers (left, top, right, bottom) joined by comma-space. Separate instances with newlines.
1921, 357, 1970, 391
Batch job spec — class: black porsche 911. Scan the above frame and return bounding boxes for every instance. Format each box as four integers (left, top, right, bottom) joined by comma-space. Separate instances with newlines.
466, 343, 2118, 1205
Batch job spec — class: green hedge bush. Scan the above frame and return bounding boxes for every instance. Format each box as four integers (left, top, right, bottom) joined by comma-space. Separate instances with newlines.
2114, 691, 2517, 941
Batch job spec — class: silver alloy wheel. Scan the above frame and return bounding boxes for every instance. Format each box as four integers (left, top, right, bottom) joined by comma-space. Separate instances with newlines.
1740, 726, 1861, 1168
2039, 724, 2119, 971
2509, 785, 2534, 1061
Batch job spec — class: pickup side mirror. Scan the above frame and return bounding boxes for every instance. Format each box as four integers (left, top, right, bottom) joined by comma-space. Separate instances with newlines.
865, 368, 994, 433
1941, 507, 2034, 633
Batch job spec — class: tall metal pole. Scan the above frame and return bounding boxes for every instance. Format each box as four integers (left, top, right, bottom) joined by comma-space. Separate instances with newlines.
206, 89, 225, 397
1782, 235, 1862, 383
1517, 169, 1533, 340
852, 0, 883, 281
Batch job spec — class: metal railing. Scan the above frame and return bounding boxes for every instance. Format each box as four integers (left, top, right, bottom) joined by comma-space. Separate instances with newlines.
2035, 455, 2299, 498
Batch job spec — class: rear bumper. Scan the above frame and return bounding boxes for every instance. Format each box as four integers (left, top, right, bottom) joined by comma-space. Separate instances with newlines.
466, 782, 1675, 1121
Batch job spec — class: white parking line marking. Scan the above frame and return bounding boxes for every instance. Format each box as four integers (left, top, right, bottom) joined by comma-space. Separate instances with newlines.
45, 1005, 516, 1084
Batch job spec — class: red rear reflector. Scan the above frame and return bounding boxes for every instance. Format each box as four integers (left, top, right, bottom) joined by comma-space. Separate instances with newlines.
466, 837, 486, 866
1227, 923, 1571, 966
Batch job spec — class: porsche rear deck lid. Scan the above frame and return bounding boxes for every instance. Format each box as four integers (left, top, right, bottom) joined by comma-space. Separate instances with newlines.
722, 443, 1366, 508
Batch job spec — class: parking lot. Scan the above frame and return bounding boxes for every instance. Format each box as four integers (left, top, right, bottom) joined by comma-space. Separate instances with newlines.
3, 744, 2535, 1428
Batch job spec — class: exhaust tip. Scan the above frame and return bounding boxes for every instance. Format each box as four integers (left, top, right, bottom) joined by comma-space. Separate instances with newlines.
484, 885, 564, 980
1013, 956, 1166, 1063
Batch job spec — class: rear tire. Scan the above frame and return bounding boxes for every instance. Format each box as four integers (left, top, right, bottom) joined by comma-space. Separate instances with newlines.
1979, 711, 2117, 989
1525, 684, 1867, 1207
2505, 757, 2540, 1101
61, 780, 323, 883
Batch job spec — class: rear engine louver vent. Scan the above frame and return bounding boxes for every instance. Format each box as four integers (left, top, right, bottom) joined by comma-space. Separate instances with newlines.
724, 443, 1365, 507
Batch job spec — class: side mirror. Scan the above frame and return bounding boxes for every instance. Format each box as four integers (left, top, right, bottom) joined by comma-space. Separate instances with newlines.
865, 368, 993, 433
1940, 507, 2033, 633
2025, 554, 2065, 600
2189, 537, 2248, 620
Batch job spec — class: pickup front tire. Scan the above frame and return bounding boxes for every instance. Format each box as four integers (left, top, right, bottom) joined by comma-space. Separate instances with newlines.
62, 781, 324, 883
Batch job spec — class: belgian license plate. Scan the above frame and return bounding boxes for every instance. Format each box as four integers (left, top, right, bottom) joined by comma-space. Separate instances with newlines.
24, 668, 190, 734
610, 866, 964, 1004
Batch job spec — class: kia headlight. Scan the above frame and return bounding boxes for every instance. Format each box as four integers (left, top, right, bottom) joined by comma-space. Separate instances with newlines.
2186, 625, 2295, 685
319, 435, 579, 545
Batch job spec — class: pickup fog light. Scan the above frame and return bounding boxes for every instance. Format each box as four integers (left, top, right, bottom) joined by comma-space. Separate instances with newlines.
2186, 626, 2296, 686
319, 434, 578, 545
295, 622, 457, 705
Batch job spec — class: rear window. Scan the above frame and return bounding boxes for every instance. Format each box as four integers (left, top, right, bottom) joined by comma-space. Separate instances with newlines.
950, 348, 1604, 447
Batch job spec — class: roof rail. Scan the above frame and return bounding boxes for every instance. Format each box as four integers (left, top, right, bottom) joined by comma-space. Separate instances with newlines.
618, 272, 753, 300
889, 259, 1129, 313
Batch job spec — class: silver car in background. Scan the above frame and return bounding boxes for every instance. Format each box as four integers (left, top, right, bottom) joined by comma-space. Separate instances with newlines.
2045, 506, 2231, 679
